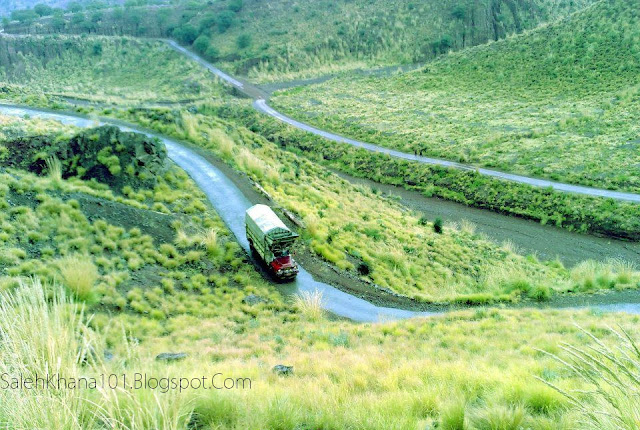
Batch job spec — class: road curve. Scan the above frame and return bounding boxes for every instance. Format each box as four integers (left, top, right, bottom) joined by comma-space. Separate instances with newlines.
3, 104, 640, 321
165, 40, 640, 204
0, 104, 430, 322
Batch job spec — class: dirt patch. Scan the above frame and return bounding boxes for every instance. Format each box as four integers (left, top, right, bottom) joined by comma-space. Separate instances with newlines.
68, 192, 177, 245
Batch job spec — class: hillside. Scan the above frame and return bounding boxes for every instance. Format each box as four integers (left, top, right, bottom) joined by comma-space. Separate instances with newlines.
0, 35, 227, 103
1, 9, 640, 428
273, 0, 640, 192
4, 0, 598, 81
0, 0, 125, 17
0, 112, 638, 430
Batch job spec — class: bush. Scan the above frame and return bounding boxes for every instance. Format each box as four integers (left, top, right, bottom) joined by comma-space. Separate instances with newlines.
205, 45, 220, 60
237, 33, 252, 50
228, 0, 243, 12
528, 284, 551, 302
433, 218, 443, 234
193, 34, 211, 54
357, 262, 371, 276
57, 255, 99, 301
217, 10, 235, 33
173, 24, 199, 45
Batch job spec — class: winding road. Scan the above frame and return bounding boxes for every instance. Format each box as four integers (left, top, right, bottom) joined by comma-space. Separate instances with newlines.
0, 104, 428, 322
166, 40, 640, 204
2, 104, 640, 322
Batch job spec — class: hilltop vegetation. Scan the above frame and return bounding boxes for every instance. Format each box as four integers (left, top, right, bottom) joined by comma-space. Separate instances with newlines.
5, 0, 597, 81
0, 114, 639, 429
0, 35, 227, 103
0, 0, 128, 18
273, 0, 640, 193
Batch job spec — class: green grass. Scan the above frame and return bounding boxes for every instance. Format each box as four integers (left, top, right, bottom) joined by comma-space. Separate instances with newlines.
5, 0, 597, 82
0, 31, 638, 300
0, 114, 274, 323
272, 0, 640, 192
3, 275, 640, 429
0, 35, 227, 103
110, 104, 640, 302
207, 100, 640, 240
543, 326, 640, 430
0, 68, 639, 430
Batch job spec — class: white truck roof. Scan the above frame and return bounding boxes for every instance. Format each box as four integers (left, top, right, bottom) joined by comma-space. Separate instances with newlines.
245, 204, 290, 235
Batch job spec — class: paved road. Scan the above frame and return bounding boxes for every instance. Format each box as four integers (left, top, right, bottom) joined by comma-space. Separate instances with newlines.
0, 104, 430, 322
165, 41, 640, 204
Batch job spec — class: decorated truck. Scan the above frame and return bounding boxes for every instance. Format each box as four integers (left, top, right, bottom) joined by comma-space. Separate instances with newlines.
245, 204, 299, 280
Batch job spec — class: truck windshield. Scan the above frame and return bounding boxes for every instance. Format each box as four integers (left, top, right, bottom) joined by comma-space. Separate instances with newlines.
273, 248, 289, 257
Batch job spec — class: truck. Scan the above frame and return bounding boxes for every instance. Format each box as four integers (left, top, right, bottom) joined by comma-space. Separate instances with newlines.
245, 204, 299, 280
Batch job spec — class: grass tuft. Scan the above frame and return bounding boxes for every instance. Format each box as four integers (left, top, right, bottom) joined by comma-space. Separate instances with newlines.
294, 289, 326, 321
57, 255, 99, 302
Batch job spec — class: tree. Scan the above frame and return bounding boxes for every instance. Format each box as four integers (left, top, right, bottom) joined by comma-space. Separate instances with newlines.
125, 10, 143, 32
71, 12, 85, 26
91, 11, 103, 23
34, 4, 54, 17
68, 2, 83, 13
193, 34, 211, 54
86, 1, 109, 10
228, 0, 243, 13
51, 15, 66, 31
451, 5, 466, 20
11, 9, 38, 24
217, 10, 235, 33
173, 24, 199, 44
51, 10, 65, 31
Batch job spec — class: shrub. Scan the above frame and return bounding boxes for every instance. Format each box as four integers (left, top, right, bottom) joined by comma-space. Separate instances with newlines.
217, 10, 235, 33
433, 217, 443, 234
173, 24, 199, 45
357, 262, 371, 276
528, 284, 551, 302
57, 255, 99, 301
193, 34, 211, 54
237, 34, 252, 50
228, 0, 243, 12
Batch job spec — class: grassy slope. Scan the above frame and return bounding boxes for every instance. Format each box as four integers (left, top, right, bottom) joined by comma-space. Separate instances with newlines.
1, 34, 638, 302
199, 0, 597, 81
272, 0, 640, 192
0, 35, 226, 103
0, 114, 269, 320
1, 118, 639, 430
115, 103, 639, 302
5, 0, 597, 81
